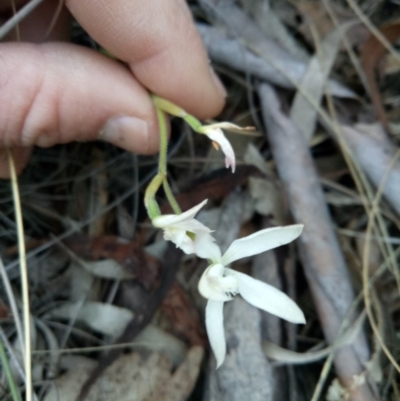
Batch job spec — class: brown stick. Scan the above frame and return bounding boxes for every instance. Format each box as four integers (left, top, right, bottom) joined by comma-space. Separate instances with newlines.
259, 83, 379, 401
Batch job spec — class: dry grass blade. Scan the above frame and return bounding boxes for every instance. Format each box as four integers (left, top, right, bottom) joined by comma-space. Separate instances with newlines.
345, 0, 400, 65
4, 167, 158, 275
325, 94, 400, 310
321, 0, 371, 94
7, 149, 32, 401
362, 149, 400, 374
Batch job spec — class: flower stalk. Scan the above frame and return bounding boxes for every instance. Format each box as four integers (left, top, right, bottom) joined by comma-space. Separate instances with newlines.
156, 107, 168, 175
145, 104, 182, 219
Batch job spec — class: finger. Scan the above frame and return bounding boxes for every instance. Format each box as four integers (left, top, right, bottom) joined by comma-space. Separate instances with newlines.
65, 0, 226, 120
0, 42, 160, 159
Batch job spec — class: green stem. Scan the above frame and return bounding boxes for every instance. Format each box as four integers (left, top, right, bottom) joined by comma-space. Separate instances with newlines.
152, 94, 203, 132
156, 107, 182, 215
157, 108, 168, 175
144, 173, 163, 208
144, 173, 163, 219
163, 180, 181, 215
151, 95, 187, 117
0, 337, 22, 401
183, 114, 203, 132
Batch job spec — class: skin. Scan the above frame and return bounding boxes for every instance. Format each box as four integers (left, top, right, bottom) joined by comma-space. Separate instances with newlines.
0, 0, 226, 177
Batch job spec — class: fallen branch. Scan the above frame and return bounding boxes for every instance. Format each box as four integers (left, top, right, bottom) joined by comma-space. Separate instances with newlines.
259, 83, 379, 401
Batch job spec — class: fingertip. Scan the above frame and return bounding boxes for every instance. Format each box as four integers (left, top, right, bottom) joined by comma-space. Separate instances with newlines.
99, 114, 161, 155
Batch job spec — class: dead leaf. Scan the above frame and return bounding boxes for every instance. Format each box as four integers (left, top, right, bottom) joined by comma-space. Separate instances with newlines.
290, 26, 344, 141
360, 23, 400, 133
44, 348, 203, 401
70, 262, 99, 302
46, 302, 134, 339
135, 325, 187, 366
297, 0, 335, 40
197, 17, 356, 97
243, 143, 274, 177
242, 0, 309, 61
248, 177, 284, 224
43, 365, 93, 401
81, 259, 135, 280
63, 235, 160, 289
0, 302, 11, 318
166, 165, 260, 214
161, 283, 206, 347
165, 347, 204, 401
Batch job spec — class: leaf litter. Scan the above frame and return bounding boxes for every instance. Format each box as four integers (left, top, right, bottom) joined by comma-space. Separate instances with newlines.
1, 1, 400, 401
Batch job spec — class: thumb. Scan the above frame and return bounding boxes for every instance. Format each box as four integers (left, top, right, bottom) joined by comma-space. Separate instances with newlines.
0, 42, 161, 178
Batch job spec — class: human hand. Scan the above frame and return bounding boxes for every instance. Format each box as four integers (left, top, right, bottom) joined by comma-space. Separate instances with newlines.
0, 0, 226, 177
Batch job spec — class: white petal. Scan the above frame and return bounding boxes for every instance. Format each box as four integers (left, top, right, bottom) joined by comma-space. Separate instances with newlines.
164, 228, 195, 254
206, 300, 226, 368
202, 122, 254, 133
163, 227, 186, 246
221, 224, 304, 266
177, 236, 195, 254
202, 128, 236, 173
152, 199, 208, 228
198, 264, 238, 302
173, 219, 213, 234
229, 269, 305, 324
193, 232, 222, 262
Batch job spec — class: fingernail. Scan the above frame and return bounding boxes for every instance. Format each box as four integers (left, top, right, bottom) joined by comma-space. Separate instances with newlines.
100, 116, 148, 150
210, 67, 227, 98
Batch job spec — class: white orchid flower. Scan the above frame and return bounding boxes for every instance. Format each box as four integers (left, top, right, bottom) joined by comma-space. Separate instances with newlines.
199, 125, 236, 173
197, 123, 255, 173
152, 199, 215, 255
197, 224, 306, 368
